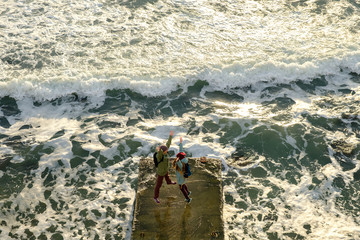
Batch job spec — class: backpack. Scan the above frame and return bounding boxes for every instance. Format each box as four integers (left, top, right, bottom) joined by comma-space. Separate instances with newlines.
183, 162, 192, 178
153, 152, 164, 168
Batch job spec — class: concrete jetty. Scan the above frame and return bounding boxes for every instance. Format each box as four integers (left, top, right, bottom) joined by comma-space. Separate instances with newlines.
132, 157, 224, 239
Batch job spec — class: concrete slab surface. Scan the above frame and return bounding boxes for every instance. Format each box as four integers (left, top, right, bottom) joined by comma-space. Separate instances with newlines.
132, 158, 224, 240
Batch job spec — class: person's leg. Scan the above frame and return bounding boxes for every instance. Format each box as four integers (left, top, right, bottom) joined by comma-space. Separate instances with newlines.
164, 172, 176, 184
183, 184, 190, 195
154, 175, 164, 199
179, 184, 189, 199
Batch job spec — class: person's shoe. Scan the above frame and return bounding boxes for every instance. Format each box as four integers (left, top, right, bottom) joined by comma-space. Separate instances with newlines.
188, 191, 191, 196
168, 181, 176, 185
185, 198, 192, 204
154, 198, 160, 204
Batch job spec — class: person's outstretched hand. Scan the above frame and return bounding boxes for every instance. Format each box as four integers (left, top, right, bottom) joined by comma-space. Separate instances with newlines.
180, 137, 183, 143
170, 130, 174, 136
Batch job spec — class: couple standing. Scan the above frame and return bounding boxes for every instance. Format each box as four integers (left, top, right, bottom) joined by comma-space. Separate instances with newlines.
153, 131, 192, 204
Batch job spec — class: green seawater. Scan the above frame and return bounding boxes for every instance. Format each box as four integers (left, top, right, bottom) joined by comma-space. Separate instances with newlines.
1, 0, 360, 239
1, 78, 360, 239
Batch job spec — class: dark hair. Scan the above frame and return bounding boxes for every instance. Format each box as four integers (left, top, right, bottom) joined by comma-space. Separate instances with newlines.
160, 145, 168, 152
176, 152, 186, 160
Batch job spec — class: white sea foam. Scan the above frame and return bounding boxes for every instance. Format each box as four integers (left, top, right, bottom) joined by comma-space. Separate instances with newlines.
224, 167, 360, 240
1, 90, 360, 239
1, 0, 360, 99
1, 1, 360, 239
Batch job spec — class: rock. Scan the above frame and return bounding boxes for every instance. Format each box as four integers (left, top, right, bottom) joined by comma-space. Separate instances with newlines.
229, 150, 256, 168
330, 140, 356, 156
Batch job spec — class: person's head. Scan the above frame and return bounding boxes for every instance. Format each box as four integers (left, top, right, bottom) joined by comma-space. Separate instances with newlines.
160, 145, 168, 154
176, 152, 186, 160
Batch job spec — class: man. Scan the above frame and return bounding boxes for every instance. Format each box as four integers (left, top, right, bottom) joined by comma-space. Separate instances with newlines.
153, 130, 176, 203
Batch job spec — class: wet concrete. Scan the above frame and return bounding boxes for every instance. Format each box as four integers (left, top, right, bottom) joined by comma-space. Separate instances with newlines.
132, 158, 224, 240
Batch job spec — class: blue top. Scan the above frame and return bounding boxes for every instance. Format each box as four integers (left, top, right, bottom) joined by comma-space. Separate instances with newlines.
174, 143, 188, 185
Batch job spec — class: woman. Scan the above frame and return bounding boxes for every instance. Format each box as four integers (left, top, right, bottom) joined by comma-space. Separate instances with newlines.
153, 130, 176, 204
173, 137, 192, 203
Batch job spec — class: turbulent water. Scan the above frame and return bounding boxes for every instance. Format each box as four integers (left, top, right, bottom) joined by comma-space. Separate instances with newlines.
1, 0, 360, 239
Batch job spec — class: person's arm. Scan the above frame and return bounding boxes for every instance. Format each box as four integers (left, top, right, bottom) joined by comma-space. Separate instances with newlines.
166, 130, 174, 149
157, 146, 163, 161
179, 137, 184, 152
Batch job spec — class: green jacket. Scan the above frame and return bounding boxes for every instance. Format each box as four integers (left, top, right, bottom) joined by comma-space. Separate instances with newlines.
156, 135, 173, 176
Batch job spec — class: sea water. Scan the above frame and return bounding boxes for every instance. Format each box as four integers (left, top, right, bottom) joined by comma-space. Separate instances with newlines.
0, 0, 360, 239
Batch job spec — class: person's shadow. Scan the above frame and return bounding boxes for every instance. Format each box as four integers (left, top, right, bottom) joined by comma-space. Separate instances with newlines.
180, 204, 192, 240
153, 197, 177, 239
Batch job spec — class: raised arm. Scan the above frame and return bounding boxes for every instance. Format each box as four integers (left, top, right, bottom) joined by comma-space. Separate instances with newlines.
179, 136, 184, 152
166, 130, 174, 149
